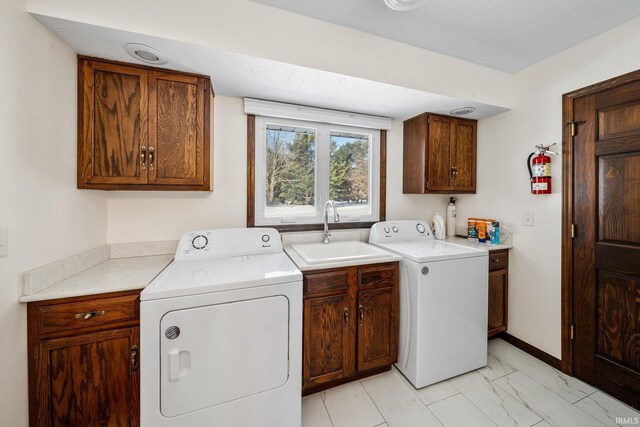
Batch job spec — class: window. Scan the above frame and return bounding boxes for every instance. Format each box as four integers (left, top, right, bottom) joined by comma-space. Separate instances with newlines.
253, 117, 381, 226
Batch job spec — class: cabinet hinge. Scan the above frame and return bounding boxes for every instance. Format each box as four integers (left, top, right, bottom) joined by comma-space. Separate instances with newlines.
571, 224, 576, 238
425, 181, 429, 190
427, 116, 431, 124
204, 81, 207, 92
570, 324, 575, 340
567, 120, 585, 137
203, 175, 206, 183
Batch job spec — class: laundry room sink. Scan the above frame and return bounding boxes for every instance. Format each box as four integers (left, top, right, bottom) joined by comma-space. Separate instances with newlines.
290, 241, 391, 265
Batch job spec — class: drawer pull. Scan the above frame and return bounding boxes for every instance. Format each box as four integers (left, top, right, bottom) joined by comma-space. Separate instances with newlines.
75, 310, 106, 320
490, 258, 500, 263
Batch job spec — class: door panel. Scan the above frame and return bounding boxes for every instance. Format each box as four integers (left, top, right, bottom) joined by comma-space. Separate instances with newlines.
149, 72, 205, 185
84, 61, 149, 185
572, 77, 640, 409
428, 116, 453, 189
303, 293, 354, 389
46, 328, 138, 427
357, 287, 397, 371
160, 296, 289, 418
453, 121, 475, 190
599, 155, 640, 243
596, 271, 640, 371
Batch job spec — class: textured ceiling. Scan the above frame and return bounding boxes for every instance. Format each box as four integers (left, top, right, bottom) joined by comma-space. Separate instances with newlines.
250, 0, 640, 73
32, 15, 508, 120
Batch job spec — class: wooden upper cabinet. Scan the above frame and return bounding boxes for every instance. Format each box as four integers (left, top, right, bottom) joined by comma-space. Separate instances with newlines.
403, 113, 477, 194
78, 57, 212, 191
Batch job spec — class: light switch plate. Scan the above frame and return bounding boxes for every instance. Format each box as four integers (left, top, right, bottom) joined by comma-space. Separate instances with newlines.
0, 227, 7, 258
523, 212, 534, 227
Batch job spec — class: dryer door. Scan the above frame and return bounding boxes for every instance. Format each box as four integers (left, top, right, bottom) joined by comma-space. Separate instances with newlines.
160, 295, 290, 417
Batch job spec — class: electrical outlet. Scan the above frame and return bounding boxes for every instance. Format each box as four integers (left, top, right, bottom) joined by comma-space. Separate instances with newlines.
0, 227, 7, 258
523, 212, 534, 227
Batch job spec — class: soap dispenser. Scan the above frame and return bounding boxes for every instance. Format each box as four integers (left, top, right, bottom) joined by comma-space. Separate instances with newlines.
446, 197, 456, 237
432, 213, 445, 240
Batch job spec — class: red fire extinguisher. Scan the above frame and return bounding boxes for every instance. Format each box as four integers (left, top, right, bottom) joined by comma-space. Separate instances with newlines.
527, 143, 557, 194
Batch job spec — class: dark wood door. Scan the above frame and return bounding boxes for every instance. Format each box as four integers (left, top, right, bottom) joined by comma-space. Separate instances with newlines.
571, 79, 640, 409
303, 293, 355, 389
488, 268, 508, 337
452, 119, 476, 191
357, 287, 397, 371
149, 72, 206, 186
428, 115, 454, 190
79, 60, 149, 186
38, 327, 139, 427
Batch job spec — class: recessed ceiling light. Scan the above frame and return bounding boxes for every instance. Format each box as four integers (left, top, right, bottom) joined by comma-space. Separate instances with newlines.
384, 0, 426, 11
450, 107, 476, 116
125, 43, 168, 65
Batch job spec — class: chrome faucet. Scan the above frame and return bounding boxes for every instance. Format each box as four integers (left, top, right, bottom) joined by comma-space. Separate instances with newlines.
323, 200, 340, 244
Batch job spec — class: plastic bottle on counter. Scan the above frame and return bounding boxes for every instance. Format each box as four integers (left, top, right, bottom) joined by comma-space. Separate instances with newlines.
477, 219, 487, 243
446, 197, 457, 236
467, 218, 477, 240
491, 221, 500, 244
432, 213, 445, 240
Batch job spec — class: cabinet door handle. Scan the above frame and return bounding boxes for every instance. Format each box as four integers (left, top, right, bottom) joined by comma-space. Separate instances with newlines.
451, 166, 458, 181
343, 308, 350, 327
75, 310, 106, 320
148, 146, 155, 171
130, 345, 138, 374
359, 304, 364, 325
141, 146, 147, 170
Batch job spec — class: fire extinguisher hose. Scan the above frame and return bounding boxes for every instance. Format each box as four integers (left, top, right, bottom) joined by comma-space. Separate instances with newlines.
527, 152, 535, 181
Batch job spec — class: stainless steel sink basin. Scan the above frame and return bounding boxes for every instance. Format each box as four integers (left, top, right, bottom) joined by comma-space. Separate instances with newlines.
290, 241, 390, 265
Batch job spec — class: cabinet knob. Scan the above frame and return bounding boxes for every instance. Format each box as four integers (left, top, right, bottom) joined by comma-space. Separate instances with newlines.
75, 310, 106, 320
141, 146, 147, 170
148, 146, 155, 170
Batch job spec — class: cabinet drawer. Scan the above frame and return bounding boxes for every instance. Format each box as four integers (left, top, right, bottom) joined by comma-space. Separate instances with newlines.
37, 294, 139, 335
358, 263, 397, 289
488, 250, 508, 271
304, 270, 349, 297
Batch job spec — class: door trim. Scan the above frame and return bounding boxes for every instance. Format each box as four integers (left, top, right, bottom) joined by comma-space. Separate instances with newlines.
561, 68, 640, 375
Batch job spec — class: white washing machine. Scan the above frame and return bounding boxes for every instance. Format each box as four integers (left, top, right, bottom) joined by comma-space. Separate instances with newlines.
369, 220, 488, 388
140, 228, 302, 427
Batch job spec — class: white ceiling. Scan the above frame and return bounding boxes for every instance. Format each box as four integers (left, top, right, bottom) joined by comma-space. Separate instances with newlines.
32, 15, 508, 120
250, 0, 640, 73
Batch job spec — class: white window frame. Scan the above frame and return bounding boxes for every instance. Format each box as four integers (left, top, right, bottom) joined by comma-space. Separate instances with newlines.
254, 116, 381, 226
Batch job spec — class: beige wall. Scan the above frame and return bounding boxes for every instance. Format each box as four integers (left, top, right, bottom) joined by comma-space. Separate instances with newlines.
0, 0, 107, 425
107, 96, 450, 242
456, 15, 640, 358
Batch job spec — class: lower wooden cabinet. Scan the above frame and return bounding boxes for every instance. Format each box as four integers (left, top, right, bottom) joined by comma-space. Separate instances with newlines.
487, 250, 509, 337
302, 262, 398, 394
28, 291, 141, 427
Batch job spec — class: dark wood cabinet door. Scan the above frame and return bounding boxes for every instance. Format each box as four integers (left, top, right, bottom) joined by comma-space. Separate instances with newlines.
149, 72, 207, 186
35, 327, 139, 427
453, 119, 476, 191
488, 268, 508, 337
79, 60, 149, 186
303, 293, 355, 389
427, 115, 455, 190
357, 287, 398, 371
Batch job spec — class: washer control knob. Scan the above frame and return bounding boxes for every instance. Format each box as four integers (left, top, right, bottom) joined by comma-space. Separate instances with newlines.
191, 234, 208, 250
416, 223, 426, 233
261, 234, 270, 243
392, 226, 399, 233
383, 226, 391, 233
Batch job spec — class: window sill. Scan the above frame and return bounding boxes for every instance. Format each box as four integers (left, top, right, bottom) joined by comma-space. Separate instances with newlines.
253, 221, 378, 233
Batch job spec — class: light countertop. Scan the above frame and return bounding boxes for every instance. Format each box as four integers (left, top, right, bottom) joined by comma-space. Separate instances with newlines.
444, 236, 513, 252
19, 254, 173, 303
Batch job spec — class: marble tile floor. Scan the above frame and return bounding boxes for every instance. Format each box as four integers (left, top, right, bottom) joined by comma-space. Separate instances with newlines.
302, 339, 639, 427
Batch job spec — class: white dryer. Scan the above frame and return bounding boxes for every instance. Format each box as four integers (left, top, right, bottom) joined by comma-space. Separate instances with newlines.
369, 220, 488, 388
140, 228, 302, 427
